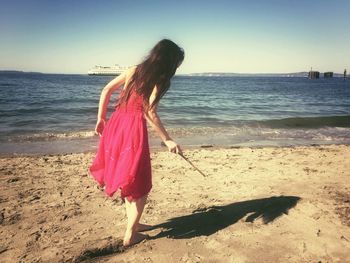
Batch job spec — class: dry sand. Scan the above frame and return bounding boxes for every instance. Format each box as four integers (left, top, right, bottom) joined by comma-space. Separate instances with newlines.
0, 144, 349, 262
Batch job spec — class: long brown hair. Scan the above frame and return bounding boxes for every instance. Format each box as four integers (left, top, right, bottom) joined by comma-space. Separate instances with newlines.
115, 39, 184, 112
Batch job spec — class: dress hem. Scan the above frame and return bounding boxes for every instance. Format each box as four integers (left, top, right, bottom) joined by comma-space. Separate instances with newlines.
88, 167, 152, 201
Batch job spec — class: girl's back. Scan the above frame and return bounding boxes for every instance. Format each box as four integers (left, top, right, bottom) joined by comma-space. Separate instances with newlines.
116, 87, 145, 114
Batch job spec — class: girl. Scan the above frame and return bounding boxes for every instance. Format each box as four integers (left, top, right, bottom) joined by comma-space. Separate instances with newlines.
88, 39, 185, 246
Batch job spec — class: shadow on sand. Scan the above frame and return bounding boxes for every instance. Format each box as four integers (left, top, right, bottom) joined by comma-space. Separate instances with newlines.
73, 195, 300, 262
151, 195, 301, 239
72, 238, 125, 262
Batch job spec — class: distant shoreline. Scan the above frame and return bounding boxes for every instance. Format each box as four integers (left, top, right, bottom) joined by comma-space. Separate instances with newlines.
0, 70, 347, 77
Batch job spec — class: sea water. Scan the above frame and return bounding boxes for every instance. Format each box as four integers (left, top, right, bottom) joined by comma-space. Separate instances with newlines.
0, 72, 349, 155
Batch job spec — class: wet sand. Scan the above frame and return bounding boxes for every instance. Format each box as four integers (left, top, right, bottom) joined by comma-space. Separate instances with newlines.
0, 145, 349, 262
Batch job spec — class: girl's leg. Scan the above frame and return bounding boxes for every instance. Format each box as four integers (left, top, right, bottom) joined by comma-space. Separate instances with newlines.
124, 195, 152, 232
123, 194, 148, 246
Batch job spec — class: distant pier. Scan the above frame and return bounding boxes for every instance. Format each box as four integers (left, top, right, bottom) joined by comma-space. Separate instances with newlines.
324, 72, 333, 78
308, 68, 347, 79
308, 70, 320, 79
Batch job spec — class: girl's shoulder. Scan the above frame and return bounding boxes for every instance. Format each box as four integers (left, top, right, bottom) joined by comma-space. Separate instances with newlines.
126, 65, 137, 77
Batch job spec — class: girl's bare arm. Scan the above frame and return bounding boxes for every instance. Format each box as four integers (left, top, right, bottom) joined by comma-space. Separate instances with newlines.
144, 104, 172, 142
96, 70, 128, 120
145, 85, 182, 153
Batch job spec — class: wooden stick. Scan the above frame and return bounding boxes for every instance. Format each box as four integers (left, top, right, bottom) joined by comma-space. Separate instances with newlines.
178, 152, 207, 177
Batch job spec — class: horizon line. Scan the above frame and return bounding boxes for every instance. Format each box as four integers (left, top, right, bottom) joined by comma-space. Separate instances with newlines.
0, 69, 348, 76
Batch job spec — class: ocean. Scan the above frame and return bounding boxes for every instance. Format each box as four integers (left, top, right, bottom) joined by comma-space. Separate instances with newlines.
0, 72, 349, 155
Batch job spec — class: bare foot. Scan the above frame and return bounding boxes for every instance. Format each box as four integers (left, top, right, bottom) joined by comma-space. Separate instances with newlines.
136, 223, 153, 232
123, 230, 148, 247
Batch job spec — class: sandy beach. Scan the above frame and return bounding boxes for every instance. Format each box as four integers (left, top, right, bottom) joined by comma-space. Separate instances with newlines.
1, 144, 349, 262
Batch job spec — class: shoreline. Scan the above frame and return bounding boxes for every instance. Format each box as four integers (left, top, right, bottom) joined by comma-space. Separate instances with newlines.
1, 125, 350, 157
1, 115, 350, 157
1, 140, 350, 158
1, 144, 349, 262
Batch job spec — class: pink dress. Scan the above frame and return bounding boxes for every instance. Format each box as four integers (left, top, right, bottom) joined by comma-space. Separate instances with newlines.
88, 88, 152, 201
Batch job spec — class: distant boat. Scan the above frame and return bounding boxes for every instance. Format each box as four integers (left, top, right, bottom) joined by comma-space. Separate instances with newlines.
88, 64, 127, 76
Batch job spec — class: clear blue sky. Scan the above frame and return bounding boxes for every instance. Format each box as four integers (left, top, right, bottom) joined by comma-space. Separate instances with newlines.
1, 0, 349, 74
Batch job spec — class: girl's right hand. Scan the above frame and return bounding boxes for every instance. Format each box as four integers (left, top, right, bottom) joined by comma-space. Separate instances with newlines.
164, 140, 182, 154
94, 118, 106, 137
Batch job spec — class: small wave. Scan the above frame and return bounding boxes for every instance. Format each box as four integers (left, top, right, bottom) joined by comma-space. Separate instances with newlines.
158, 126, 230, 137
259, 115, 350, 128
2, 123, 350, 144
4, 131, 96, 142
